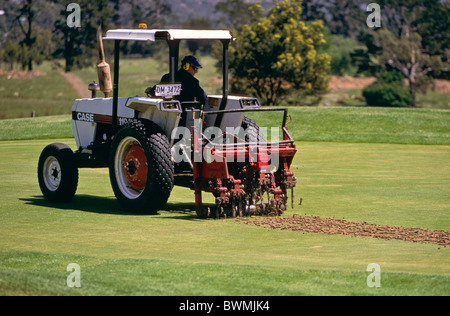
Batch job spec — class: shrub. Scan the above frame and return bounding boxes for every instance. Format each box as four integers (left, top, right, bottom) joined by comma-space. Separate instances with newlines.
377, 70, 404, 85
363, 71, 412, 107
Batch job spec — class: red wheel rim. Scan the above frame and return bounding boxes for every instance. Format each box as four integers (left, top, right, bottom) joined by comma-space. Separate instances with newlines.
123, 144, 148, 191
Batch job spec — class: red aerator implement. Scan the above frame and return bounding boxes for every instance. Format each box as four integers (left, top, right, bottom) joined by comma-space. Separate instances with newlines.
191, 108, 297, 218
37, 27, 297, 217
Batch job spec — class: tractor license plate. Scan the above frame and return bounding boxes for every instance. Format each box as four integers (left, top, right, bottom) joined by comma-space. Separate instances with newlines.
155, 84, 182, 97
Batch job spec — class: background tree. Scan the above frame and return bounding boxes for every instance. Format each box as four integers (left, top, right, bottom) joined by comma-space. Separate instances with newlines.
215, 0, 264, 30
371, 29, 442, 107
416, 0, 450, 79
1, 40, 21, 70
113, 0, 172, 56
301, 0, 366, 40
53, 0, 111, 72
183, 17, 213, 55
363, 0, 447, 107
319, 29, 363, 76
0, 0, 61, 70
229, 0, 330, 105
15, 0, 36, 71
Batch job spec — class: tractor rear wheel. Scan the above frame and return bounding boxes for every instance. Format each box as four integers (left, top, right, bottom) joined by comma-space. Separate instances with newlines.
38, 143, 78, 202
242, 116, 266, 143
109, 119, 174, 213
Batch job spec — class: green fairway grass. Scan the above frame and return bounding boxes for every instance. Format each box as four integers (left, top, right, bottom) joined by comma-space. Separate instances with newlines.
0, 131, 449, 295
0, 115, 72, 141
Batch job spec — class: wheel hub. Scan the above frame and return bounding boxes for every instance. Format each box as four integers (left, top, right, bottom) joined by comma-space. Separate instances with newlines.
126, 160, 137, 176
51, 166, 59, 180
43, 157, 61, 191
123, 144, 147, 191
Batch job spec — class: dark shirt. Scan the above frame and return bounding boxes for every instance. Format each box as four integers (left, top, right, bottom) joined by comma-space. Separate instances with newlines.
160, 69, 207, 105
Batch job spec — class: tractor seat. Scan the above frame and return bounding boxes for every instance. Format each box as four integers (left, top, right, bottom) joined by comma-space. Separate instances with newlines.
179, 101, 202, 128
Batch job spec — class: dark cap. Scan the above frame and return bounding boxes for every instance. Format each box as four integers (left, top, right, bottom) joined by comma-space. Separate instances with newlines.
181, 55, 202, 68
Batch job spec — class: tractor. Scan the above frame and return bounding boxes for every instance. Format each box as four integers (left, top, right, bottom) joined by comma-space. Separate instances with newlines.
37, 27, 297, 218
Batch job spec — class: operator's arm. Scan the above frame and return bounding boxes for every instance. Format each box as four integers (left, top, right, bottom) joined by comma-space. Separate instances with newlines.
196, 85, 207, 106
189, 76, 206, 105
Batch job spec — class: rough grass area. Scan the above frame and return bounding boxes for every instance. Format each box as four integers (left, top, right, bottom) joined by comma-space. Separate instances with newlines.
1, 58, 449, 121
0, 69, 78, 119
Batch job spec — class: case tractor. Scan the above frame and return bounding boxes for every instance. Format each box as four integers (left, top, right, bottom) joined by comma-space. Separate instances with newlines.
38, 27, 297, 218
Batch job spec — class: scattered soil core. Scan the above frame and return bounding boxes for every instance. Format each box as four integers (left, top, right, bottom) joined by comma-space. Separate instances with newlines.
237, 214, 450, 246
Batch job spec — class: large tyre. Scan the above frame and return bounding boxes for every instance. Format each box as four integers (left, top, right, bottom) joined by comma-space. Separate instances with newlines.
109, 119, 174, 213
38, 143, 78, 202
241, 116, 266, 143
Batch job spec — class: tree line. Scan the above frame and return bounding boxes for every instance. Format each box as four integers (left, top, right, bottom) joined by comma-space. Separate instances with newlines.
0, 0, 448, 106
224, 0, 449, 106
0, 0, 172, 72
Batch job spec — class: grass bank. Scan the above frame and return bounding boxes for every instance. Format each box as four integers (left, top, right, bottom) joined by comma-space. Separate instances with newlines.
247, 106, 450, 145
1, 106, 448, 146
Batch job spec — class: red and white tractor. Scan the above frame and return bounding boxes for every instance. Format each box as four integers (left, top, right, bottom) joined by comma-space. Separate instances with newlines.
38, 27, 297, 218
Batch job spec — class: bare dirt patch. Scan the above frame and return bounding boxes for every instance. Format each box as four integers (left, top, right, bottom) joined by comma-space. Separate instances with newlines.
329, 76, 376, 92
0, 70, 46, 79
329, 75, 450, 94
237, 214, 450, 246
434, 79, 450, 93
60, 72, 90, 98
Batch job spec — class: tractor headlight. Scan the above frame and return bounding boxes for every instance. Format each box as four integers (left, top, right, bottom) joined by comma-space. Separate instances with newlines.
162, 101, 180, 111
240, 98, 260, 107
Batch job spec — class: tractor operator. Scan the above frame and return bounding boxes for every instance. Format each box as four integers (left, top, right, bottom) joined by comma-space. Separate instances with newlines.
146, 55, 207, 106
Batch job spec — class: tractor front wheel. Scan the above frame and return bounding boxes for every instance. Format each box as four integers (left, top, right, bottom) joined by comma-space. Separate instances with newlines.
109, 119, 174, 213
38, 143, 78, 202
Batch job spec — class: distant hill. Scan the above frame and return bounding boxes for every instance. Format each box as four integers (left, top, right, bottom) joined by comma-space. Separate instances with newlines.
164, 0, 275, 26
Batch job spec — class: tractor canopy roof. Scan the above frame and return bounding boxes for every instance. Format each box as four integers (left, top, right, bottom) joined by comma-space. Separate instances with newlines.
103, 28, 234, 125
104, 29, 234, 42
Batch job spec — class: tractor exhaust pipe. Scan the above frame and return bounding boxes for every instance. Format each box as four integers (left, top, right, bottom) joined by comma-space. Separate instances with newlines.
97, 26, 112, 98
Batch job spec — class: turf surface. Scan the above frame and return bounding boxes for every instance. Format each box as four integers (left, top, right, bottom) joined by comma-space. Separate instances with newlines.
0, 132, 448, 295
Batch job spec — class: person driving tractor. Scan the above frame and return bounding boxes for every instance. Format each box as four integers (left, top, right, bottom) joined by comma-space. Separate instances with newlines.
146, 55, 207, 106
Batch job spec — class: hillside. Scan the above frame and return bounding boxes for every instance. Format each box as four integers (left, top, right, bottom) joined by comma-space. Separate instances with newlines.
164, 0, 274, 25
